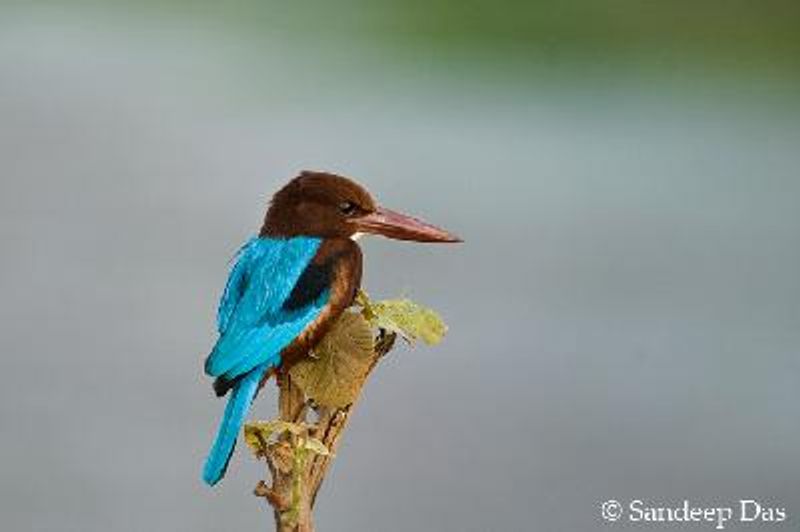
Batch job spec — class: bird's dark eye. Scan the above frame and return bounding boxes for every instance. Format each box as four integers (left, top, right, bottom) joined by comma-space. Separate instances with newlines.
339, 201, 358, 216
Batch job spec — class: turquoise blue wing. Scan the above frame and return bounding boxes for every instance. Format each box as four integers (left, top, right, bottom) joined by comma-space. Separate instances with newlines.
204, 236, 325, 379
207, 295, 328, 379
217, 239, 258, 334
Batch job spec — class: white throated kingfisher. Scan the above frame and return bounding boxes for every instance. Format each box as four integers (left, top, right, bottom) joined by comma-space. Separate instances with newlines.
202, 171, 461, 486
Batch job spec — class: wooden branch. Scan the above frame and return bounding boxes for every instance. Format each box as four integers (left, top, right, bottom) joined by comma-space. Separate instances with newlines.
255, 330, 397, 532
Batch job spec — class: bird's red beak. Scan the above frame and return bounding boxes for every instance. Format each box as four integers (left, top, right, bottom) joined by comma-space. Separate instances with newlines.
355, 206, 462, 243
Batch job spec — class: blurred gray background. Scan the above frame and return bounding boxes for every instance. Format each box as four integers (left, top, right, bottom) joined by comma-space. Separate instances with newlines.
1, 2, 799, 531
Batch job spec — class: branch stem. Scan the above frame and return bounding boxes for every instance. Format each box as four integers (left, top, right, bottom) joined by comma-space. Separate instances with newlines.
258, 331, 397, 532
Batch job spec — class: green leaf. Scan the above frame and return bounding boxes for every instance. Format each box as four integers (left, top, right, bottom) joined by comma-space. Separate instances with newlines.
368, 298, 447, 345
288, 310, 375, 407
243, 420, 306, 455
354, 289, 373, 316
302, 437, 331, 456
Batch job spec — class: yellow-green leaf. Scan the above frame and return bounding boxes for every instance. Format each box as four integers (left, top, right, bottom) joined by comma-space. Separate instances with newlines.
354, 289, 373, 316
368, 298, 447, 345
243, 420, 306, 454
289, 311, 375, 407
302, 437, 331, 456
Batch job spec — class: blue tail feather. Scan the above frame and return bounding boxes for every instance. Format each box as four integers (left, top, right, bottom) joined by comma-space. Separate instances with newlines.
202, 364, 269, 486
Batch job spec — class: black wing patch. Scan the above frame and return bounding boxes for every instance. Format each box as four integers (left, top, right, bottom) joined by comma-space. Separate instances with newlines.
214, 256, 335, 397
282, 259, 334, 312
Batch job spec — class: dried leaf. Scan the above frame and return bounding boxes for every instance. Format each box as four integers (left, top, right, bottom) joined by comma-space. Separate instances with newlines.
368, 298, 447, 345
289, 311, 375, 407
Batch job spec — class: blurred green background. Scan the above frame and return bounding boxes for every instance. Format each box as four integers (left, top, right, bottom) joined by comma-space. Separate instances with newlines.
1, 2, 798, 531
8, 0, 800, 83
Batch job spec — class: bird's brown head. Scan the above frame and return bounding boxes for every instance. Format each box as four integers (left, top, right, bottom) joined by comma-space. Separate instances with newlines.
260, 171, 461, 243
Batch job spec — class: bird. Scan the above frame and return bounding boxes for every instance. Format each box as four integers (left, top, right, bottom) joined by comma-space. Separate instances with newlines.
202, 170, 461, 486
